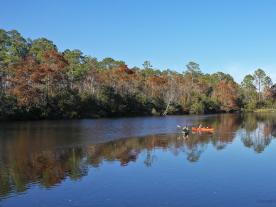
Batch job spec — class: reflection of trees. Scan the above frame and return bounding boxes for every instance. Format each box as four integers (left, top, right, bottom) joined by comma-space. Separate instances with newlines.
0, 167, 11, 198
185, 144, 206, 162
0, 131, 236, 198
181, 135, 209, 162
2, 113, 276, 199
0, 148, 87, 199
242, 113, 258, 132
144, 150, 157, 167
241, 113, 276, 153
241, 124, 271, 153
192, 114, 241, 150
211, 114, 241, 147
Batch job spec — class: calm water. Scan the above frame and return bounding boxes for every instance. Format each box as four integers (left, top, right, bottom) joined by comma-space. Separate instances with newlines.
1, 113, 276, 207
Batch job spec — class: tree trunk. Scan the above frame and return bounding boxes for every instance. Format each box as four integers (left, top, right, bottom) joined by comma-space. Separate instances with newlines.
163, 96, 172, 116
259, 80, 261, 102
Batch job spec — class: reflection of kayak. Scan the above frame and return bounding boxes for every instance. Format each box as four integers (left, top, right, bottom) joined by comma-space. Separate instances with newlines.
192, 127, 214, 132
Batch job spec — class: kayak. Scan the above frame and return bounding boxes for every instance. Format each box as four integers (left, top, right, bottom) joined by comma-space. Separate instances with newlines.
192, 127, 214, 132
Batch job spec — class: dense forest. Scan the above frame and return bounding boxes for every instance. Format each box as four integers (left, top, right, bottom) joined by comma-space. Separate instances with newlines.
1, 29, 276, 120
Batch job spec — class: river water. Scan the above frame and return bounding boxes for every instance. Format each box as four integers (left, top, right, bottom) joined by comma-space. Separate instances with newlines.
1, 113, 276, 207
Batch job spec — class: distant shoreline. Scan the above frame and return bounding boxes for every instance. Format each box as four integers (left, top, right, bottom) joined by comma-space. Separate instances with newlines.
254, 108, 276, 113
4, 110, 276, 122
0, 111, 242, 122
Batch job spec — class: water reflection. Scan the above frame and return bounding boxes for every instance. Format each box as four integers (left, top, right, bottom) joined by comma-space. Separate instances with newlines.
0, 113, 276, 199
240, 113, 276, 153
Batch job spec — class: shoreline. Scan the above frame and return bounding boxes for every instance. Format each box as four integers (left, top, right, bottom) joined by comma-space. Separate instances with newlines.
0, 111, 239, 122
254, 109, 276, 113
2, 110, 276, 122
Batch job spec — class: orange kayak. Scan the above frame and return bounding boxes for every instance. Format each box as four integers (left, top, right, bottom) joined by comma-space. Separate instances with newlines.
192, 127, 214, 132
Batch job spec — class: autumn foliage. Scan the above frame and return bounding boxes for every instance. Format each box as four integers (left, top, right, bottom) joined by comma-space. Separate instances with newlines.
0, 28, 275, 120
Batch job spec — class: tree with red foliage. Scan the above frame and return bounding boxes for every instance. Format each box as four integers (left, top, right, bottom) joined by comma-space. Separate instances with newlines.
212, 80, 239, 112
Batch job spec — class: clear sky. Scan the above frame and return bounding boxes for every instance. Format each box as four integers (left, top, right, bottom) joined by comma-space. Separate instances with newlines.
1, 0, 276, 82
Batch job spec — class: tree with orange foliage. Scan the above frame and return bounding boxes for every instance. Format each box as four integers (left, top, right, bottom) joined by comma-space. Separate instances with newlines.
10, 50, 68, 109
1, 28, 276, 120
212, 80, 239, 112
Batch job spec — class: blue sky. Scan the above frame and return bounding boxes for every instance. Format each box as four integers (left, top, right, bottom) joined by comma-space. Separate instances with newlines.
1, 0, 276, 82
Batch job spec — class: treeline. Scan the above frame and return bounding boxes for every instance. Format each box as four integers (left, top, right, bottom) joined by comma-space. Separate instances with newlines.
0, 29, 276, 120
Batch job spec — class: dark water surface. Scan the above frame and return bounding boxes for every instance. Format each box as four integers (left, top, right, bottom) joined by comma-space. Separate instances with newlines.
1, 113, 276, 207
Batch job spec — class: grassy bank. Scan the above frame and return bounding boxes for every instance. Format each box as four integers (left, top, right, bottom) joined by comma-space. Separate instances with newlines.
254, 108, 276, 113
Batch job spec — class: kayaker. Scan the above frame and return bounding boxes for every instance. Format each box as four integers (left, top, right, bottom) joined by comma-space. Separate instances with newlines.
182, 126, 189, 134
198, 124, 202, 128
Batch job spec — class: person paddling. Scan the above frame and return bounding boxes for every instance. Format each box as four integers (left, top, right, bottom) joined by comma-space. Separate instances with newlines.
182, 126, 189, 134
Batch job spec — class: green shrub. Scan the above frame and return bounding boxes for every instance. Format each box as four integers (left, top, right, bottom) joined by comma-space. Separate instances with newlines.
190, 102, 204, 114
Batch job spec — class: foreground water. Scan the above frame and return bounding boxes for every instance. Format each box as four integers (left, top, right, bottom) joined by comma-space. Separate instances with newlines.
1, 113, 276, 207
